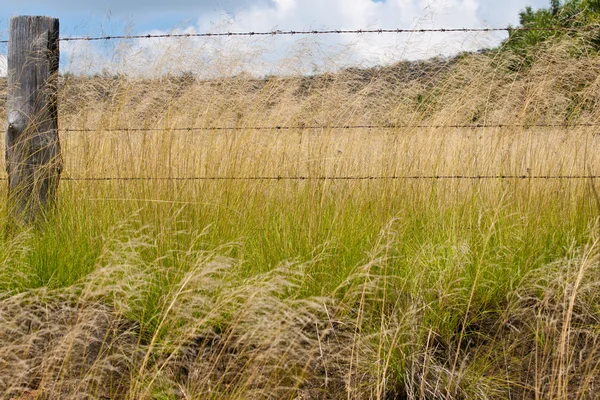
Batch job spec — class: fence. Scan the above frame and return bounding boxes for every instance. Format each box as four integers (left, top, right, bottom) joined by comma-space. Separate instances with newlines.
59, 122, 600, 132
3, 16, 599, 221
0, 26, 592, 44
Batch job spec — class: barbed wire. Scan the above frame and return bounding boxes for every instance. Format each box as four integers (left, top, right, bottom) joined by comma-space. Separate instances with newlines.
0, 174, 594, 181
60, 122, 600, 133
0, 26, 590, 44
20, 175, 600, 181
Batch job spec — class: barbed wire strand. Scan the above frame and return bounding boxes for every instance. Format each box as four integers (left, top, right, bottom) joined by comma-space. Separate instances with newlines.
60, 122, 600, 133
0, 26, 591, 44
12, 175, 599, 181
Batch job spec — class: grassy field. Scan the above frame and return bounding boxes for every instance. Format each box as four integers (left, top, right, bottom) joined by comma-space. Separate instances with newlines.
1, 35, 600, 399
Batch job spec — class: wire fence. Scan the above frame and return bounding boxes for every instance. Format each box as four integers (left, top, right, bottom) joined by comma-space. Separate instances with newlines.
60, 122, 600, 133
3, 22, 599, 183
57, 123, 600, 182
2, 175, 592, 181
0, 25, 593, 44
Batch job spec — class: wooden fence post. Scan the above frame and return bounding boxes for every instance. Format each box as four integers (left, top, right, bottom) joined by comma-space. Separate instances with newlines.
6, 16, 62, 225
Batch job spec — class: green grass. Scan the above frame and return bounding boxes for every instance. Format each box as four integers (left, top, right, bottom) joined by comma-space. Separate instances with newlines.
1, 179, 593, 325
3, 179, 591, 292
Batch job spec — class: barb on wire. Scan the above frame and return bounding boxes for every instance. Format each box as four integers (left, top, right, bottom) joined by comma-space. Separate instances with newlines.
0, 25, 589, 44
36, 175, 600, 181
60, 122, 600, 133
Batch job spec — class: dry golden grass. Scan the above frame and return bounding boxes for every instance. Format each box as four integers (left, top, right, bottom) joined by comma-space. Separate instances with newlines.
0, 33, 600, 399
44, 39, 599, 183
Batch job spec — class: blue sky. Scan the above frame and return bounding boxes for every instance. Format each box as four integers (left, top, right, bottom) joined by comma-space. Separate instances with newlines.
0, 0, 551, 76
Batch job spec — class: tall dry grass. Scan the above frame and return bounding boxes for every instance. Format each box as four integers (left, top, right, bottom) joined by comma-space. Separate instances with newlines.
0, 31, 599, 398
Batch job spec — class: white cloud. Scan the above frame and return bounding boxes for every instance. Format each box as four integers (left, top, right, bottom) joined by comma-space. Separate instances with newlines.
194, 0, 508, 73
60, 0, 525, 78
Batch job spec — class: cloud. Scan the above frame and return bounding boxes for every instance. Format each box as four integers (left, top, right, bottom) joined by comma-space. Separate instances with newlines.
60, 0, 530, 78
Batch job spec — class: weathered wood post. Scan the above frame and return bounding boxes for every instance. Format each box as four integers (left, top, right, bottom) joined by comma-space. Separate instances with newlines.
6, 16, 62, 225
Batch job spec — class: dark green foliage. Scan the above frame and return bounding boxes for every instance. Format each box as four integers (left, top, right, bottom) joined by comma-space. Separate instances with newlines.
503, 0, 600, 69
